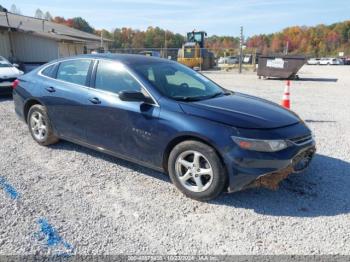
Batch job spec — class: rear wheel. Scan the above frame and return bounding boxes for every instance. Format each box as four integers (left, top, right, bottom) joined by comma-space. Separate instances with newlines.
168, 140, 227, 201
27, 104, 59, 146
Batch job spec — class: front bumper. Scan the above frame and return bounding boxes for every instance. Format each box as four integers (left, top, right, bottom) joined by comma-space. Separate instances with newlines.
242, 146, 316, 191
226, 139, 316, 193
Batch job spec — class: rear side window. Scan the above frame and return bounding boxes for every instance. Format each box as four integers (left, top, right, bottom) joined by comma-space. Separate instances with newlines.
56, 59, 91, 86
41, 64, 56, 77
94, 60, 142, 94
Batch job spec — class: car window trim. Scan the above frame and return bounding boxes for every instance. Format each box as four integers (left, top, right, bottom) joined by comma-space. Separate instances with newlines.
86, 60, 95, 87
38, 58, 95, 90
38, 57, 159, 107
56, 58, 93, 87
90, 59, 98, 88
91, 59, 159, 107
52, 63, 59, 78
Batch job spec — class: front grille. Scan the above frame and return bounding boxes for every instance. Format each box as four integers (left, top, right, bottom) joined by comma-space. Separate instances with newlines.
289, 134, 313, 145
0, 77, 16, 83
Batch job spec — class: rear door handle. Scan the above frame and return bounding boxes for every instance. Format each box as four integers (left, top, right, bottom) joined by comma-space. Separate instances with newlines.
89, 97, 101, 104
45, 86, 56, 93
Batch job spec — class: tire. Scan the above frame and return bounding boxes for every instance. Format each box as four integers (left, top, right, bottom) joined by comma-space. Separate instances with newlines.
27, 104, 59, 146
168, 140, 227, 201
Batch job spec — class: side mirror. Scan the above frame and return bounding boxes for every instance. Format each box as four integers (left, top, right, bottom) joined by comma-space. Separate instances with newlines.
119, 90, 153, 104
13, 63, 19, 68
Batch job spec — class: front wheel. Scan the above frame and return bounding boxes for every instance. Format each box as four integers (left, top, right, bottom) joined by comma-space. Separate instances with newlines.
168, 141, 227, 201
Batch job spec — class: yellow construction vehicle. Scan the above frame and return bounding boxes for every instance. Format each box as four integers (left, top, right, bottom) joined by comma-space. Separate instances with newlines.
177, 31, 215, 70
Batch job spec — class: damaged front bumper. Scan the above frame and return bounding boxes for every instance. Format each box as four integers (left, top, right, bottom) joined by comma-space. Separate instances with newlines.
244, 146, 316, 190
226, 142, 316, 193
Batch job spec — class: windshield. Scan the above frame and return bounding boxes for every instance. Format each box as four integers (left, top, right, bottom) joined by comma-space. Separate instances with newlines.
0, 62, 13, 68
134, 62, 226, 101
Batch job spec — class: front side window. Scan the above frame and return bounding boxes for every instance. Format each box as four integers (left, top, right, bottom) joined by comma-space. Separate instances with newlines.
56, 59, 91, 86
94, 60, 142, 94
134, 62, 225, 101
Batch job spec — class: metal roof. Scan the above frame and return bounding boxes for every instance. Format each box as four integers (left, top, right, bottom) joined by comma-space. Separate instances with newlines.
0, 11, 111, 43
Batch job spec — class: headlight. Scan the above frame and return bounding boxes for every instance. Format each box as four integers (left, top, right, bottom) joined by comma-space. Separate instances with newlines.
232, 136, 288, 152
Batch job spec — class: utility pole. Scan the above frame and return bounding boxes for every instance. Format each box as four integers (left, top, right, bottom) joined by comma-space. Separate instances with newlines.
164, 30, 167, 59
2, 8, 15, 60
100, 30, 103, 52
239, 26, 243, 74
284, 41, 289, 55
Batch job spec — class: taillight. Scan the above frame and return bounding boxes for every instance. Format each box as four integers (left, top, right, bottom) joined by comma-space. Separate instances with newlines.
12, 79, 19, 89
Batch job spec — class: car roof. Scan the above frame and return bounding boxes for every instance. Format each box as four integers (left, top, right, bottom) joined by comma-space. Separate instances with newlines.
74, 53, 173, 66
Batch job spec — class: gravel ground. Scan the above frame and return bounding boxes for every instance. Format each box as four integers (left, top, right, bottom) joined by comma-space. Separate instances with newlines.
0, 65, 349, 255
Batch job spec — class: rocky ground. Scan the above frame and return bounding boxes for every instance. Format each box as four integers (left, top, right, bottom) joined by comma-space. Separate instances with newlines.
0, 65, 349, 256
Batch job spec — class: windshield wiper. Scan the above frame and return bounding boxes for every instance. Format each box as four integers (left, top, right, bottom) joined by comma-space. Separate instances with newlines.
173, 91, 232, 102
172, 96, 203, 101
201, 91, 231, 100
209, 92, 225, 99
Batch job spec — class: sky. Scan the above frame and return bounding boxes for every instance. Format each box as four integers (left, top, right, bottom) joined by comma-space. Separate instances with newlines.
2, 0, 350, 37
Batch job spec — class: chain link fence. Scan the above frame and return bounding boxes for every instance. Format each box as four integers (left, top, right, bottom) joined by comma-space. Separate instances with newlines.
106, 47, 258, 71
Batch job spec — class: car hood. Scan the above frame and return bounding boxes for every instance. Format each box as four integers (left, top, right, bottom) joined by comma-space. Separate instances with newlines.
0, 67, 21, 78
179, 93, 301, 129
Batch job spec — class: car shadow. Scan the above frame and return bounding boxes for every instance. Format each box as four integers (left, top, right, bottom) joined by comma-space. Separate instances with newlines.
305, 119, 337, 123
0, 95, 13, 102
213, 154, 350, 217
265, 77, 338, 82
49, 140, 170, 184
297, 77, 338, 82
49, 141, 349, 217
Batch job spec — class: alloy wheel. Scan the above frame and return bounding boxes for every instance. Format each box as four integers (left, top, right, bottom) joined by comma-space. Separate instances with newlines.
175, 150, 213, 193
30, 111, 47, 141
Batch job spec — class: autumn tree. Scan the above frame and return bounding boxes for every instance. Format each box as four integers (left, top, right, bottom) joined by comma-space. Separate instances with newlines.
10, 2, 350, 56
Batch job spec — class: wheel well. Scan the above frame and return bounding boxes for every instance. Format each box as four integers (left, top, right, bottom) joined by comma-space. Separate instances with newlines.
162, 135, 225, 173
24, 99, 42, 123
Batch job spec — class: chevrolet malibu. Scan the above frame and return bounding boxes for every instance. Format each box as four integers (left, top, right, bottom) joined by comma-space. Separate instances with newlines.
13, 54, 316, 201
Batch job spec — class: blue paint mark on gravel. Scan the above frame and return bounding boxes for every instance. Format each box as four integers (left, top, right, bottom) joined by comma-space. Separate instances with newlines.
37, 218, 74, 256
0, 176, 74, 256
0, 176, 20, 200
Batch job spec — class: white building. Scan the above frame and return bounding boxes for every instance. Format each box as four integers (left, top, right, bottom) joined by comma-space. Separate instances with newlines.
0, 11, 111, 64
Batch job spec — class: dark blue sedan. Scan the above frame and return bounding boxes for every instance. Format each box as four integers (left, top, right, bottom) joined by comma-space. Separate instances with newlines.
13, 54, 316, 201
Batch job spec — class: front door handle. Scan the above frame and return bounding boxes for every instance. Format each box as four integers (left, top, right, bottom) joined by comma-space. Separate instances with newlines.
89, 97, 101, 104
45, 86, 56, 93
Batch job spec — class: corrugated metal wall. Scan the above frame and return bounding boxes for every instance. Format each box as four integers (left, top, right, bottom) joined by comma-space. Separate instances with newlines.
0, 30, 11, 59
0, 30, 89, 63
12, 32, 59, 63
86, 41, 109, 52
58, 42, 84, 58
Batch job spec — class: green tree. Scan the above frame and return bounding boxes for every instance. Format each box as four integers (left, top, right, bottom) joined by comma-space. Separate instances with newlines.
10, 4, 21, 14
44, 11, 53, 21
35, 8, 44, 19
71, 17, 94, 33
